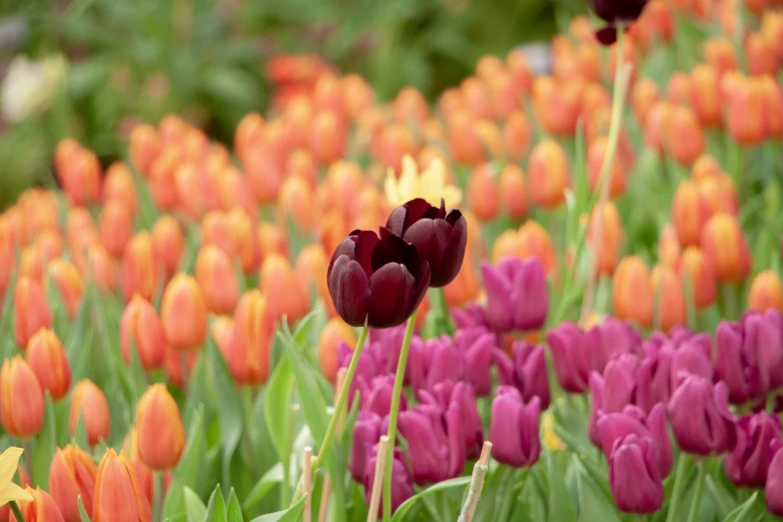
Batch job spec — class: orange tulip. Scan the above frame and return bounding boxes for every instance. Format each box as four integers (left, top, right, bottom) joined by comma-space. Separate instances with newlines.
129, 124, 162, 176
243, 144, 285, 204
121, 232, 160, 303
745, 32, 778, 77
678, 247, 718, 310
324, 161, 365, 222
643, 100, 669, 154
492, 230, 525, 265
658, 224, 682, 268
258, 221, 289, 262
20, 246, 46, 284
666, 71, 692, 105
160, 273, 207, 352
612, 256, 654, 328
55, 140, 102, 206
70, 380, 111, 446
503, 111, 532, 160
447, 111, 486, 165
443, 251, 481, 308
528, 139, 571, 208
467, 164, 500, 222
704, 37, 739, 79
341, 74, 375, 121
122, 428, 173, 506
228, 290, 274, 386
285, 149, 318, 188
34, 229, 63, 262
211, 316, 235, 360
586, 201, 623, 276
313, 74, 347, 118
195, 246, 239, 315
148, 148, 180, 210
651, 265, 687, 332
587, 136, 627, 198
93, 450, 151, 522
532, 77, 582, 136
103, 162, 139, 218
234, 113, 264, 163
461, 77, 494, 121
631, 77, 660, 127
173, 164, 206, 219
392, 87, 429, 126
761, 11, 783, 62
295, 244, 335, 316
518, 220, 557, 276
10, 487, 65, 522
120, 295, 166, 370
279, 175, 317, 231
260, 254, 309, 325
689, 64, 722, 128
725, 76, 766, 145
696, 175, 739, 216
215, 166, 257, 216
665, 105, 705, 166
748, 270, 783, 312
700, 212, 752, 284
671, 180, 712, 247
25, 329, 71, 402
163, 345, 198, 389
151, 215, 185, 279
49, 445, 98, 522
14, 277, 53, 349
135, 384, 186, 471
87, 246, 118, 294
506, 48, 534, 95
498, 164, 528, 219
0, 357, 44, 438
310, 110, 347, 165
48, 259, 84, 320
319, 318, 357, 384
372, 123, 418, 173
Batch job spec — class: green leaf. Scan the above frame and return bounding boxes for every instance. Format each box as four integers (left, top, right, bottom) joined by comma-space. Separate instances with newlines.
545, 451, 578, 522
185, 486, 208, 522
32, 393, 57, 487
722, 491, 762, 522
164, 406, 206, 521
247, 497, 305, 522
77, 496, 92, 522
391, 477, 471, 522
65, 285, 91, 365
204, 485, 228, 522
570, 456, 621, 522
243, 463, 284, 510
264, 355, 294, 461
72, 412, 89, 450
226, 489, 244, 522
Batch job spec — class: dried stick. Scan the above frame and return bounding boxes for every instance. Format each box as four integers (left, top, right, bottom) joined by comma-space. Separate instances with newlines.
366, 436, 390, 522
458, 441, 493, 522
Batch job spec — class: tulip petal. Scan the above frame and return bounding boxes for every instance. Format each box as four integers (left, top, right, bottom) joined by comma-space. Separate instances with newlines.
332, 258, 370, 327
0, 482, 32, 504
354, 231, 380, 277
0, 447, 24, 485
368, 263, 414, 328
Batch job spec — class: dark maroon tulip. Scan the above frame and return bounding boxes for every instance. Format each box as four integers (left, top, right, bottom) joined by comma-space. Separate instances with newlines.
587, 0, 650, 45
407, 336, 465, 394
419, 380, 484, 460
481, 257, 548, 333
608, 434, 664, 514
546, 322, 596, 393
766, 441, 783, 516
327, 230, 431, 328
364, 446, 413, 515
636, 345, 674, 415
725, 413, 783, 488
595, 404, 673, 478
669, 376, 736, 455
496, 342, 551, 409
398, 404, 466, 485
357, 374, 407, 417
350, 411, 383, 482
454, 327, 495, 396
489, 386, 541, 468
385, 198, 467, 287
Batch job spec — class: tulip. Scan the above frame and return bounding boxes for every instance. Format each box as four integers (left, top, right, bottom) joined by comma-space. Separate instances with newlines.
586, 201, 623, 276
279, 175, 317, 231
398, 404, 466, 484
350, 411, 383, 483
527, 139, 570, 208
151, 215, 185, 279
495, 342, 550, 409
14, 277, 53, 349
658, 225, 681, 268
99, 202, 134, 259
669, 376, 736, 455
327, 230, 430, 328
591, 353, 640, 421
502, 111, 532, 160
748, 270, 783, 312
666, 107, 705, 167
766, 442, 783, 516
129, 124, 161, 175
160, 273, 207, 352
163, 345, 198, 389
678, 247, 717, 310
586, 0, 649, 44
689, 64, 722, 128
481, 257, 548, 333
318, 318, 356, 384
651, 265, 686, 333
93, 449, 152, 522
86, 245, 117, 294
725, 413, 782, 488
69, 380, 111, 446
489, 386, 540, 468
136, 384, 186, 471
498, 164, 527, 219
194, 246, 239, 315
546, 322, 598, 393
227, 290, 274, 386
121, 232, 160, 303
419, 380, 484, 459
635, 346, 675, 414
357, 374, 406, 417
49, 445, 97, 522
25, 329, 71, 401
608, 435, 664, 514
119, 295, 165, 371
632, 78, 660, 126
452, 328, 494, 396
363, 446, 413, 516
260, 254, 309, 325
671, 338, 713, 385
55, 140, 101, 206
587, 137, 626, 198
407, 337, 464, 394
48, 259, 84, 320
295, 244, 335, 316
10, 486, 65, 522
103, 162, 138, 217
671, 180, 712, 247
0, 357, 44, 438
466, 164, 500, 222
612, 256, 654, 328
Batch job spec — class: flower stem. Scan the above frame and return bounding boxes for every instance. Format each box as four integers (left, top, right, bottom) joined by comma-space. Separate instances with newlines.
153, 472, 164, 522
685, 460, 706, 522
242, 387, 256, 471
9, 502, 25, 522
665, 454, 690, 522
382, 311, 418, 521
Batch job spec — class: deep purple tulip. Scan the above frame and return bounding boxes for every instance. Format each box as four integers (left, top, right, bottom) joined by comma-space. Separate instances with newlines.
407, 336, 465, 394
669, 376, 736, 455
358, 374, 407, 417
453, 327, 495, 396
489, 386, 541, 468
766, 441, 783, 516
419, 380, 484, 460
495, 342, 551, 409
350, 411, 383, 482
671, 338, 713, 386
385, 198, 467, 288
608, 434, 664, 514
327, 230, 430, 328
595, 404, 673, 478
587, 0, 650, 45
546, 322, 595, 393
636, 345, 674, 414
364, 446, 414, 515
724, 413, 783, 488
398, 404, 466, 485
481, 257, 548, 333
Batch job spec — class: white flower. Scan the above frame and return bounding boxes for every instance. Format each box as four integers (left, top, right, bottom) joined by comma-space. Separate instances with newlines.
2, 54, 67, 123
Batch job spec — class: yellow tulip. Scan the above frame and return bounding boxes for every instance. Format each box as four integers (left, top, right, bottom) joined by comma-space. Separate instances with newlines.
384, 155, 462, 208
0, 447, 32, 506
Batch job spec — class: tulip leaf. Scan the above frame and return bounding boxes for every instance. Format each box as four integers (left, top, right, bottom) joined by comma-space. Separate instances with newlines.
72, 411, 89, 450
264, 354, 294, 461
65, 284, 91, 365
569, 456, 621, 522
243, 462, 284, 510
204, 485, 227, 522
544, 451, 578, 522
77, 496, 92, 522
128, 336, 148, 405
721, 491, 762, 522
31, 393, 56, 487
46, 271, 71, 340
226, 489, 244, 522
705, 474, 734, 521
391, 477, 471, 522
247, 497, 305, 522
132, 172, 158, 230
165, 406, 206, 521
0, 266, 17, 359
185, 486, 208, 522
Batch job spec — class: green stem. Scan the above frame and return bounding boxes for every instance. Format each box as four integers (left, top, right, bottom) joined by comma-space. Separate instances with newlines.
436, 287, 454, 336
685, 460, 706, 522
282, 404, 299, 507
665, 455, 690, 522
438, 490, 451, 522
9, 502, 25, 522
152, 472, 164, 522
241, 387, 257, 471
382, 311, 418, 521
721, 284, 740, 321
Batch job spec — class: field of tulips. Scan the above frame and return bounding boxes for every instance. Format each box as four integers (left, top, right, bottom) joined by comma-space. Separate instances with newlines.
2, 0, 783, 521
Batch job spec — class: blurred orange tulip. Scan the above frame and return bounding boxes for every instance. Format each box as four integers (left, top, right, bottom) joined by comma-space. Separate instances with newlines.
121, 232, 160, 303
310, 110, 347, 165
467, 164, 500, 222
587, 136, 627, 198
745, 33, 778, 77
658, 224, 682, 268
443, 250, 480, 307
631, 78, 660, 127
319, 318, 357, 384
70, 380, 111, 446
151, 215, 185, 279
518, 220, 558, 276
528, 139, 571, 208
532, 77, 582, 136
700, 213, 752, 284
586, 201, 624, 276
279, 175, 317, 231
100, 202, 134, 259
148, 148, 180, 210
103, 162, 139, 217
372, 123, 418, 173
672, 180, 712, 246
26, 329, 71, 402
14, 277, 53, 349
48, 259, 84, 320
93, 450, 151, 522
612, 256, 654, 328
503, 111, 532, 160
665, 105, 705, 166
195, 246, 240, 315
55, 140, 102, 206
748, 270, 783, 312
704, 37, 739, 78
651, 265, 687, 332
87, 246, 118, 294
498, 164, 528, 219
136, 384, 186, 471
295, 244, 336, 316
258, 221, 289, 262
129, 124, 162, 176
160, 274, 208, 352
689, 64, 722, 128
234, 113, 264, 163
120, 295, 166, 370
1, 356, 45, 438
260, 254, 309, 325
10, 487, 64, 522
678, 247, 718, 310
228, 290, 274, 386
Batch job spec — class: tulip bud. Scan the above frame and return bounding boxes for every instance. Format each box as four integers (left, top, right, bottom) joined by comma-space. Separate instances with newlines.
121, 232, 160, 303
678, 247, 717, 310
481, 257, 548, 333
25, 329, 71, 402
586, 201, 623, 276
349, 410, 383, 483
671, 180, 712, 247
489, 386, 540, 468
48, 259, 85, 320
278, 175, 317, 231
546, 322, 597, 393
318, 318, 356, 384
99, 202, 133, 259
700, 212, 752, 284
55, 140, 102, 207
527, 139, 571, 208
632, 78, 660, 127
419, 380, 484, 459
120, 295, 165, 370
18, 247, 46, 287
669, 376, 736, 455
160, 273, 207, 352
726, 76, 766, 145
407, 337, 464, 395
612, 256, 654, 328
587, 137, 626, 198
725, 413, 782, 488
103, 162, 138, 217
532, 77, 581, 135
93, 449, 152, 522
10, 487, 65, 522
398, 404, 466, 484
194, 246, 239, 315
150, 215, 184, 280
443, 251, 481, 308
766, 443, 783, 516
665, 106, 705, 166
363, 445, 414, 516
466, 164, 500, 222
746, 32, 777, 76
650, 265, 686, 333
498, 164, 528, 219
260, 254, 309, 324
658, 224, 681, 268
495, 342, 550, 409
49, 445, 97, 522
136, 384, 186, 471
258, 221, 289, 264
227, 290, 274, 386
608, 435, 664, 514
14, 277, 53, 349
85, 245, 117, 295
1, 357, 44, 438
689, 64, 722, 127
129, 124, 161, 175
69, 380, 111, 446
748, 270, 783, 312
502, 111, 532, 160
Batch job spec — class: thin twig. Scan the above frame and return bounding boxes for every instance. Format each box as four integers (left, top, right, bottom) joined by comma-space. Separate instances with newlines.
458, 441, 493, 522
303, 446, 313, 522
366, 436, 390, 522
318, 368, 348, 522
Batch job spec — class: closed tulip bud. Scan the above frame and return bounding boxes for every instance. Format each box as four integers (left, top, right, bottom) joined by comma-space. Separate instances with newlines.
25, 329, 71, 401
666, 71, 692, 105
532, 77, 582, 135
587, 137, 626, 198
608, 435, 664, 514
349, 410, 383, 483
689, 64, 722, 127
69, 380, 111, 446
234, 113, 264, 161
651, 265, 686, 332
310, 110, 346, 165
227, 290, 274, 386
726, 77, 766, 145
260, 254, 309, 324
546, 322, 597, 393
103, 162, 138, 218
632, 78, 660, 127
1, 357, 44, 438
318, 318, 356, 384
489, 386, 541, 468
678, 247, 717, 310
136, 384, 186, 471
517, 220, 557, 276
498, 164, 527, 219
258, 221, 289, 263
767, 442, 783, 515
10, 487, 65, 522
495, 342, 550, 409
419, 380, 484, 459
357, 374, 405, 417
587, 201, 623, 276
669, 376, 736, 455
528, 138, 571, 208
700, 212, 752, 283
121, 232, 160, 303
160, 274, 207, 352
19, 247, 45, 286
129, 124, 161, 175
502, 111, 532, 160
398, 403, 466, 484
443, 250, 481, 308
450, 328, 493, 396
151, 215, 184, 280
372, 123, 418, 172
748, 270, 783, 311
466, 164, 500, 222
163, 346, 198, 389
49, 445, 97, 522
407, 337, 464, 394
120, 295, 165, 370
55, 140, 101, 206
612, 256, 654, 328
482, 257, 548, 333
672, 180, 712, 247
47, 259, 83, 320
279, 176, 317, 232
295, 244, 335, 316
194, 246, 239, 315
725, 413, 782, 488
665, 106, 705, 166
34, 229, 63, 262
93, 449, 151, 522
341, 74, 375, 120
746, 32, 777, 76
14, 277, 53, 349
87, 246, 117, 294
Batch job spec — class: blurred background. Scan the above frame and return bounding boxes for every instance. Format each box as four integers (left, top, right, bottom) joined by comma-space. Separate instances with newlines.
0, 0, 583, 207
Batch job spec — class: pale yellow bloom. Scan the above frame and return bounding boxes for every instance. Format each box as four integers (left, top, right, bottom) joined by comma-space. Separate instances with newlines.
384, 155, 462, 209
0, 447, 32, 506
1, 55, 67, 123
542, 412, 567, 452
